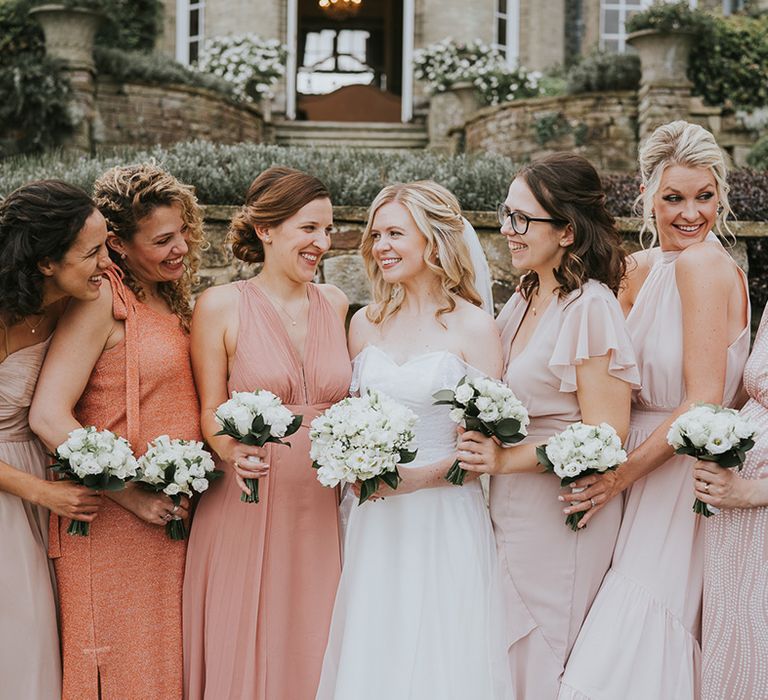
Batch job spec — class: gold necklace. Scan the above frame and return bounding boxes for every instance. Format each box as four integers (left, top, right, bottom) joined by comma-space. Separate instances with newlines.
22, 313, 45, 334
258, 285, 306, 327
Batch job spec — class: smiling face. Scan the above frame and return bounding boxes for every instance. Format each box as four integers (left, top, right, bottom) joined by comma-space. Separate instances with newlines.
109, 203, 190, 287
40, 209, 111, 303
652, 165, 718, 252
369, 201, 430, 285
263, 197, 333, 282
501, 177, 571, 274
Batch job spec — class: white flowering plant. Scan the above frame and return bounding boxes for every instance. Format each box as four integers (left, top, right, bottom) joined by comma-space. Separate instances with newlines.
136, 436, 221, 540
413, 37, 542, 105
433, 375, 529, 485
309, 389, 418, 505
667, 403, 757, 517
215, 390, 303, 504
52, 426, 138, 536
197, 33, 288, 101
536, 422, 627, 531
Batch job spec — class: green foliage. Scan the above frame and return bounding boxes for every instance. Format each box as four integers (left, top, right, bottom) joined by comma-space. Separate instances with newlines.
624, 1, 713, 35
566, 51, 641, 94
533, 113, 572, 145
689, 14, 768, 109
747, 135, 768, 171
0, 0, 44, 56
94, 47, 237, 97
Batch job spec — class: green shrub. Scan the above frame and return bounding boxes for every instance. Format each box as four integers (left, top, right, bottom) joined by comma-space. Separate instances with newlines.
94, 47, 236, 97
747, 135, 768, 171
566, 51, 641, 94
624, 1, 713, 35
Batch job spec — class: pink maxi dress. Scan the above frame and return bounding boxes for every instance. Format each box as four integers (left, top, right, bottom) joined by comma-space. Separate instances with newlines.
491, 279, 640, 699
183, 281, 351, 700
560, 238, 750, 700
702, 305, 768, 700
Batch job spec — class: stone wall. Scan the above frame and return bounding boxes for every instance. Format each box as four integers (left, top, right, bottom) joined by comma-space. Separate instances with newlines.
95, 80, 265, 148
198, 206, 763, 314
464, 92, 639, 171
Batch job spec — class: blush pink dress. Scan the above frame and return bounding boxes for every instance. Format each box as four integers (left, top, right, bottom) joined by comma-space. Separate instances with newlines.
702, 305, 768, 700
0, 337, 61, 700
560, 238, 750, 700
491, 279, 640, 699
183, 281, 352, 700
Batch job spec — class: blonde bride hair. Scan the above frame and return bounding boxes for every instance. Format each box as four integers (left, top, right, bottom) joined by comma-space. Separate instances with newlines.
360, 181, 482, 325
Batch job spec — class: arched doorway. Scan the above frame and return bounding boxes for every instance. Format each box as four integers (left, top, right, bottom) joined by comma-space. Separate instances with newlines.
287, 0, 412, 122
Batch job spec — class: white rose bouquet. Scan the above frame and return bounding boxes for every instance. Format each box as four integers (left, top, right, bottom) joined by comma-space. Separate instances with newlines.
52, 426, 138, 536
536, 422, 628, 531
135, 436, 222, 540
214, 390, 303, 504
309, 389, 418, 505
433, 375, 529, 485
667, 403, 757, 516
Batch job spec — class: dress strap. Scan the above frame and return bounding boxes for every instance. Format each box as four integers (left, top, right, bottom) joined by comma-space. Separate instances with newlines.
104, 267, 141, 449
0, 315, 9, 359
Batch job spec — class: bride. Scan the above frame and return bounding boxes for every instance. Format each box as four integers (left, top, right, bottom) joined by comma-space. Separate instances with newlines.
316, 181, 513, 699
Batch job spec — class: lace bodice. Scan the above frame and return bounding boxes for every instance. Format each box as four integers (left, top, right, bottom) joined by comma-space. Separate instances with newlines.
351, 346, 480, 468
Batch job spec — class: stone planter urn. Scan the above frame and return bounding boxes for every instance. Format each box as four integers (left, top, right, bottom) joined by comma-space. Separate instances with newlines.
427, 81, 481, 153
29, 3, 103, 72
626, 29, 694, 88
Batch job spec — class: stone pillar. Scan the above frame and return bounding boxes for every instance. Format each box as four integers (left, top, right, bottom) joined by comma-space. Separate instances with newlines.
627, 29, 693, 141
427, 83, 480, 153
29, 4, 102, 152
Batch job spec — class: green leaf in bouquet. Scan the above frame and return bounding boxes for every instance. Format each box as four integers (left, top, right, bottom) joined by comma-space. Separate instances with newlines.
463, 415, 487, 434
250, 413, 266, 434
494, 417, 524, 443
284, 414, 304, 437
380, 468, 402, 491
432, 389, 456, 405
535, 444, 553, 470
713, 451, 744, 469
359, 476, 380, 504
399, 448, 418, 464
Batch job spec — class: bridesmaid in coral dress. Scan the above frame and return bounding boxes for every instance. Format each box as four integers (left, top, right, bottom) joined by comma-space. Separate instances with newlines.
30, 165, 205, 700
183, 167, 351, 700
0, 181, 109, 700
457, 154, 638, 699
694, 305, 768, 700
559, 122, 749, 699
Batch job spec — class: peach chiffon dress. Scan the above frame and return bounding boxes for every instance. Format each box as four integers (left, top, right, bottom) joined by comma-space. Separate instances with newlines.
560, 237, 750, 700
51, 268, 200, 700
491, 280, 640, 699
702, 305, 768, 700
183, 281, 351, 700
0, 337, 61, 700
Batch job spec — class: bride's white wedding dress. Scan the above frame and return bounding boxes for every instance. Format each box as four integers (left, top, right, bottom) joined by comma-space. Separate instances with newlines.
316, 346, 513, 700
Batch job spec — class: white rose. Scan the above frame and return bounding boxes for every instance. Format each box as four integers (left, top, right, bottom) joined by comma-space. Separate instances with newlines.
454, 383, 474, 404
191, 478, 209, 493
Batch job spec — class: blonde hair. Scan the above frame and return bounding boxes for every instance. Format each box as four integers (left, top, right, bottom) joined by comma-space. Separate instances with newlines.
636, 120, 734, 247
93, 163, 206, 331
361, 181, 482, 325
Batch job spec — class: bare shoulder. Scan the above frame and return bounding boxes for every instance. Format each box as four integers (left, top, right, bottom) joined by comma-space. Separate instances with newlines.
63, 277, 114, 325
452, 298, 499, 338
675, 240, 735, 287
348, 305, 379, 355
620, 248, 654, 309
316, 283, 349, 316
193, 282, 241, 319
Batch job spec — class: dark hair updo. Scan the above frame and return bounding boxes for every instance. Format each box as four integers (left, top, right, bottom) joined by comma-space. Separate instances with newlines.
516, 153, 626, 301
229, 167, 331, 263
0, 179, 95, 323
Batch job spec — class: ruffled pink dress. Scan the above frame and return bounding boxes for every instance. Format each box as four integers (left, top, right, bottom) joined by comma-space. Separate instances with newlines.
702, 305, 768, 700
491, 279, 640, 699
560, 240, 750, 700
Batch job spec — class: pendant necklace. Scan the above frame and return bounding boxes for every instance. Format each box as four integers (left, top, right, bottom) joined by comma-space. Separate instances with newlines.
259, 286, 304, 327
23, 313, 45, 334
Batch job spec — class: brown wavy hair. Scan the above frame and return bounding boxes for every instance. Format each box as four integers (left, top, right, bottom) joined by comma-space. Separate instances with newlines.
515, 153, 626, 302
93, 163, 206, 331
228, 167, 331, 263
361, 181, 482, 325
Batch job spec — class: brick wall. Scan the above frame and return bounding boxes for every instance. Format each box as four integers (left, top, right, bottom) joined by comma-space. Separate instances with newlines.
464, 91, 639, 171
95, 80, 265, 148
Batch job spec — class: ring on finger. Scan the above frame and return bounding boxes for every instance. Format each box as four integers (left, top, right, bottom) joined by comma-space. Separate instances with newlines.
171, 503, 180, 514
163, 513, 173, 522
590, 498, 596, 508
703, 482, 709, 493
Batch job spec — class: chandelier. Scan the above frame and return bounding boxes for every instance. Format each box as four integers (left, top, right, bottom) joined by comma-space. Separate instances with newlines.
318, 0, 362, 20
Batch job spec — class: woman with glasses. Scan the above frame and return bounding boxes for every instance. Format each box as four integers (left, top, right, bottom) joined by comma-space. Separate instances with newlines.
457, 153, 639, 699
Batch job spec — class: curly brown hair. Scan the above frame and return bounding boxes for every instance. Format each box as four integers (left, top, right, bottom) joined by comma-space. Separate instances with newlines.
515, 153, 626, 302
93, 163, 206, 331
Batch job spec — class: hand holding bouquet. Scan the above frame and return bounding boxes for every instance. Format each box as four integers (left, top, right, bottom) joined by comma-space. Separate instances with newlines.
215, 390, 303, 504
52, 426, 138, 536
537, 422, 627, 531
310, 389, 418, 504
667, 403, 757, 516
136, 435, 222, 539
433, 375, 529, 485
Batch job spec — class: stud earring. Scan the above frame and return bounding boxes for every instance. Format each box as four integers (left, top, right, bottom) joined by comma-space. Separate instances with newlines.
120, 252, 127, 260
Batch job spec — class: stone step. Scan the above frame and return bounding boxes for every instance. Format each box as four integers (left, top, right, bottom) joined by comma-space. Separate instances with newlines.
274, 120, 428, 149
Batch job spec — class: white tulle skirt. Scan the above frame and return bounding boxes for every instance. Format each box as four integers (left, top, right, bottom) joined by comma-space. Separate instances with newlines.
317, 480, 513, 700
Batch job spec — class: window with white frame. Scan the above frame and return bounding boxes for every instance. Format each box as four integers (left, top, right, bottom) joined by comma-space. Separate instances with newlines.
188, 1, 204, 63
601, 0, 697, 53
176, 0, 205, 64
493, 0, 519, 67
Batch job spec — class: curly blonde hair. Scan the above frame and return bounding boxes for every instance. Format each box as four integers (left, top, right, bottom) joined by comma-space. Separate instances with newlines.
361, 181, 481, 325
93, 163, 206, 331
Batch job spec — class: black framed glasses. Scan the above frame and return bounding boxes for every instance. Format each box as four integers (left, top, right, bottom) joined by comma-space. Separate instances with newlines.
496, 204, 567, 235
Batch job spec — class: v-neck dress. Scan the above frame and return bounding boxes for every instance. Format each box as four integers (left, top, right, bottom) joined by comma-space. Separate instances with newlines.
490, 279, 640, 699
183, 281, 352, 700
